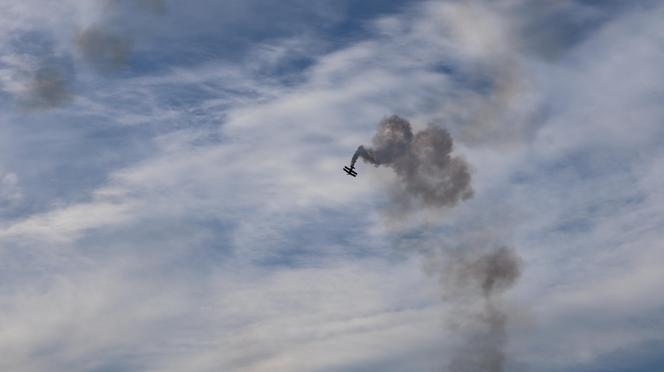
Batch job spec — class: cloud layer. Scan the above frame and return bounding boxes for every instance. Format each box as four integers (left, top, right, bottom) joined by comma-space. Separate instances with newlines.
0, 0, 663, 371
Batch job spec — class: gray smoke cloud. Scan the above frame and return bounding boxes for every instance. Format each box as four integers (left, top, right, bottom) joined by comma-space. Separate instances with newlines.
440, 246, 521, 298
434, 246, 522, 372
351, 115, 473, 209
447, 301, 510, 372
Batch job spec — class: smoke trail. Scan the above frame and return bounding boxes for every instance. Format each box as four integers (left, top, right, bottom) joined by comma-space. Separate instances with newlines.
350, 145, 373, 169
20, 65, 73, 110
440, 246, 521, 298
75, 0, 168, 72
351, 115, 473, 209
76, 27, 133, 71
135, 0, 168, 14
353, 118, 522, 370
447, 301, 509, 372
437, 246, 522, 372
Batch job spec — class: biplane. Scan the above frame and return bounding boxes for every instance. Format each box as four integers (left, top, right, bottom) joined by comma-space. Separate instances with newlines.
343, 165, 357, 177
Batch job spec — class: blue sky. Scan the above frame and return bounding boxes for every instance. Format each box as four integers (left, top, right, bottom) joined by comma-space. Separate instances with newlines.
0, 1, 663, 371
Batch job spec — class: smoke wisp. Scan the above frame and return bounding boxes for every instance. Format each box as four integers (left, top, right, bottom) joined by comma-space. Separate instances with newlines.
76, 27, 133, 71
20, 65, 74, 110
352, 115, 473, 209
75, 0, 168, 72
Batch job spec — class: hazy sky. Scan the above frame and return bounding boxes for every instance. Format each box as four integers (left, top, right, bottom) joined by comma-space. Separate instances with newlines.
0, 1, 663, 371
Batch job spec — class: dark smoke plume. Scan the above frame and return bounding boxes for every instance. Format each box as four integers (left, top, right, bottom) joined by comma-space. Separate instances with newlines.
442, 246, 521, 298
447, 302, 508, 372
352, 115, 473, 209
354, 116, 521, 370
438, 246, 522, 372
